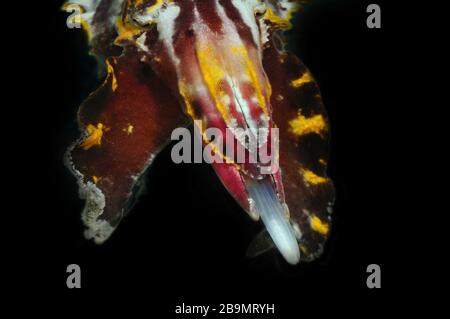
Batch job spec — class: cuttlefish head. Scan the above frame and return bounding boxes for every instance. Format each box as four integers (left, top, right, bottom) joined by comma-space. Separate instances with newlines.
122, 0, 278, 166
121, 1, 301, 171
114, 0, 304, 264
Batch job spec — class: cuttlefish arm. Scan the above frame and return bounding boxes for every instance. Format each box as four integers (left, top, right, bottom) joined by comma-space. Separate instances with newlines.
263, 43, 335, 261
66, 47, 187, 242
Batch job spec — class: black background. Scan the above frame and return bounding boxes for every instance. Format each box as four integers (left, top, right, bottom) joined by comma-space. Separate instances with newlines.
7, 0, 428, 315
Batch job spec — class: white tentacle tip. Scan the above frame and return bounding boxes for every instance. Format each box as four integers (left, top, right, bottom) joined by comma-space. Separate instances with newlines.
245, 176, 301, 265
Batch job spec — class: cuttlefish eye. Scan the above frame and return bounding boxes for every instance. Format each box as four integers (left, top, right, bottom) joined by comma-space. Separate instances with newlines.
63, 0, 334, 265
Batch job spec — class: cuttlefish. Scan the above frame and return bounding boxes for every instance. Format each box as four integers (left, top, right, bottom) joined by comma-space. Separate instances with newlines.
64, 0, 335, 264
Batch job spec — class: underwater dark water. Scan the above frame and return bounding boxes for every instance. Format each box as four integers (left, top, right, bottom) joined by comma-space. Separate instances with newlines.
7, 0, 427, 316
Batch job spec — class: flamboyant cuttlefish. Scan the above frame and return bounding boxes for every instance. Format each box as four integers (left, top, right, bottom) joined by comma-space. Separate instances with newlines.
63, 0, 335, 265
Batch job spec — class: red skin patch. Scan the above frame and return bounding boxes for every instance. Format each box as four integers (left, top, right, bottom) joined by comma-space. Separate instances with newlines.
70, 47, 187, 228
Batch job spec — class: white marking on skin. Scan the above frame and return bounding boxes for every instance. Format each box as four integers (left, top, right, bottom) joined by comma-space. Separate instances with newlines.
292, 222, 302, 240
260, 113, 269, 123
195, 84, 208, 97
64, 125, 156, 245
220, 95, 231, 106
228, 117, 238, 129
258, 14, 270, 45
132, 2, 181, 66
136, 32, 150, 52
64, 138, 113, 244
131, 0, 165, 25
278, 0, 299, 20
157, 4, 181, 67
131, 153, 156, 182
248, 198, 260, 220
84, 219, 115, 244
231, 0, 263, 50
327, 204, 333, 214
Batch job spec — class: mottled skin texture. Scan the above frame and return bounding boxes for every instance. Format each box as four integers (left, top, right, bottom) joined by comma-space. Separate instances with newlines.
263, 45, 334, 260
65, 0, 334, 261
70, 47, 187, 230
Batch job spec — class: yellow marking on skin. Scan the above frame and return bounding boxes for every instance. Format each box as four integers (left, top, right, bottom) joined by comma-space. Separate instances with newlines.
132, 0, 144, 6
145, 0, 165, 13
123, 124, 134, 135
92, 176, 101, 184
319, 158, 327, 165
263, 8, 292, 29
115, 18, 143, 44
302, 169, 329, 185
229, 45, 269, 114
310, 214, 330, 235
299, 245, 308, 254
80, 19, 93, 40
288, 114, 326, 137
196, 45, 230, 122
105, 59, 118, 92
80, 123, 104, 150
178, 81, 199, 120
291, 72, 313, 88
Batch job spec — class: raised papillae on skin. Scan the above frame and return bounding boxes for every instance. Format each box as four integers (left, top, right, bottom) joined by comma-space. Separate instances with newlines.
64, 0, 335, 264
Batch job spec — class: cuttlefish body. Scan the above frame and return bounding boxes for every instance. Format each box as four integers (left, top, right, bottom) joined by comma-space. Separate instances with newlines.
64, 0, 335, 264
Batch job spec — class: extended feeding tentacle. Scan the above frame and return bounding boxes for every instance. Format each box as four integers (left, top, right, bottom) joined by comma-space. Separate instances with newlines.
245, 176, 300, 265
